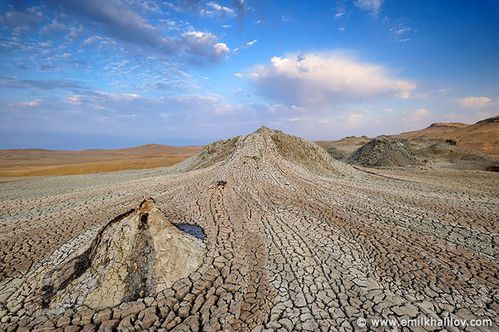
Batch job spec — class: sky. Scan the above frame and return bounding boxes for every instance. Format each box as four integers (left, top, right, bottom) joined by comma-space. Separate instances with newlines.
1, 0, 498, 149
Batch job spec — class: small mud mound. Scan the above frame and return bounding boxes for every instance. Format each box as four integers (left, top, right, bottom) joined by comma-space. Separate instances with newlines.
348, 136, 419, 168
38, 198, 205, 310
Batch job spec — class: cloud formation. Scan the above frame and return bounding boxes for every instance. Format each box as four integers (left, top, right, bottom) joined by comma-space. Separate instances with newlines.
202, 2, 235, 17
0, 76, 86, 90
167, 0, 246, 19
247, 52, 415, 107
49, 0, 229, 62
246, 39, 258, 47
456, 96, 491, 108
182, 31, 230, 62
334, 4, 346, 19
50, 0, 176, 53
40, 19, 66, 34
0, 7, 43, 29
354, 0, 383, 16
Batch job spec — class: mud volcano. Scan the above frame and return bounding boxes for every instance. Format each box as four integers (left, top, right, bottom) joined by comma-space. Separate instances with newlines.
348, 136, 419, 167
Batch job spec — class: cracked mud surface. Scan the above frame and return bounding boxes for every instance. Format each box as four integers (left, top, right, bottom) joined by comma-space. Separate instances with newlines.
0, 127, 498, 331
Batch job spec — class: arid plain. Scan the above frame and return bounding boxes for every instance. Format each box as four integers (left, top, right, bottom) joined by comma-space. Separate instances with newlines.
0, 120, 498, 331
0, 145, 202, 178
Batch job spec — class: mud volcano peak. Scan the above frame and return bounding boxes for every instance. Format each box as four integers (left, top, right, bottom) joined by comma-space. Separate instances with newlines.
253, 125, 274, 134
182, 126, 355, 176
36, 198, 205, 311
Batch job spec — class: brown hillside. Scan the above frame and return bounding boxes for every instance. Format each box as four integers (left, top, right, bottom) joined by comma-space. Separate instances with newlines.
398, 122, 468, 139
397, 115, 498, 156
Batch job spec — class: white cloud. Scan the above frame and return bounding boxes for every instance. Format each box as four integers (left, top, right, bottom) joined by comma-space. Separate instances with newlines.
389, 25, 413, 42
214, 42, 229, 55
246, 39, 258, 47
67, 95, 83, 104
40, 19, 66, 34
334, 5, 346, 19
67, 25, 84, 40
202, 2, 235, 17
355, 0, 383, 16
247, 52, 415, 107
11, 99, 42, 107
456, 96, 491, 108
83, 36, 100, 45
391, 26, 412, 36
182, 31, 230, 62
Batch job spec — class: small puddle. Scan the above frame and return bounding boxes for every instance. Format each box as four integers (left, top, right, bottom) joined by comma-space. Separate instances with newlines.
174, 223, 206, 240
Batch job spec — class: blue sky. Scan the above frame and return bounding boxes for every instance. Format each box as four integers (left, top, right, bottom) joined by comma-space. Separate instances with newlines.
1, 0, 498, 149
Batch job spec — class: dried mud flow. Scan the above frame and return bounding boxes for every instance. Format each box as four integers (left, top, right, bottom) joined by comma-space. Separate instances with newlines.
0, 127, 498, 331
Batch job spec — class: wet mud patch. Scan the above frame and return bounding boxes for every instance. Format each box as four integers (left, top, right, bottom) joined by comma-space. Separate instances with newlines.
174, 223, 206, 240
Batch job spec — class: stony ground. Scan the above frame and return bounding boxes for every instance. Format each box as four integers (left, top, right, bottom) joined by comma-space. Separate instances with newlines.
0, 128, 498, 331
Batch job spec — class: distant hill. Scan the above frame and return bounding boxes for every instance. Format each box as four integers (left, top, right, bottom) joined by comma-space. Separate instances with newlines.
396, 115, 498, 156
315, 136, 371, 160
0, 144, 202, 177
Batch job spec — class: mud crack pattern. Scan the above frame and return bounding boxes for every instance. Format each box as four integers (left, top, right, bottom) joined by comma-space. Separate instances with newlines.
0, 128, 498, 331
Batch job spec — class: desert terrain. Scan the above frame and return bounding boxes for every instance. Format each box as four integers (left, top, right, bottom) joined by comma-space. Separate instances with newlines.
0, 127, 497, 331
316, 116, 499, 172
0, 144, 202, 178
396, 115, 499, 157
